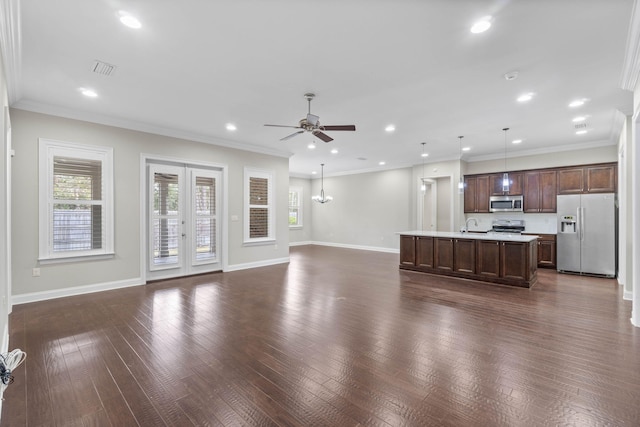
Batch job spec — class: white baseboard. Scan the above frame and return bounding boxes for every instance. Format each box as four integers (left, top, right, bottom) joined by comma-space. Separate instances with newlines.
296, 241, 400, 254
289, 240, 313, 247
11, 277, 143, 306
224, 257, 290, 272
624, 290, 633, 301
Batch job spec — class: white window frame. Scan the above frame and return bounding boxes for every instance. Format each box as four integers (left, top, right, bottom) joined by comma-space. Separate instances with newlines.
38, 138, 114, 263
288, 186, 303, 228
244, 167, 275, 244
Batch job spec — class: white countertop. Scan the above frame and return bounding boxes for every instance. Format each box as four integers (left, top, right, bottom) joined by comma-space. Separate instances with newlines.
397, 231, 539, 242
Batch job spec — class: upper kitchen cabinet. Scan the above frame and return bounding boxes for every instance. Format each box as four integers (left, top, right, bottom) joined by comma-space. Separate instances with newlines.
524, 170, 557, 213
464, 175, 490, 213
557, 163, 617, 195
490, 172, 523, 196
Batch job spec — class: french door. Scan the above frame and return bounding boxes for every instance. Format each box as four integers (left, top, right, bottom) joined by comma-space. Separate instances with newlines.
147, 163, 222, 280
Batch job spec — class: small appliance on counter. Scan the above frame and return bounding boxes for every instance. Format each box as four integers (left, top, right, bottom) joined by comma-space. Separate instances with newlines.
557, 193, 616, 277
491, 219, 525, 234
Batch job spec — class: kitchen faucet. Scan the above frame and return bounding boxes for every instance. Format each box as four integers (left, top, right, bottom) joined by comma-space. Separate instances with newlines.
461, 217, 478, 233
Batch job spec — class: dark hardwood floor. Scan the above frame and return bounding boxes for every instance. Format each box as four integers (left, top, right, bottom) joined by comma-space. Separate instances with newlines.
2, 245, 639, 426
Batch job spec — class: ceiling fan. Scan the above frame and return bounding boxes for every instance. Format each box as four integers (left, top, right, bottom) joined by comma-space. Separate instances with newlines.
264, 93, 356, 142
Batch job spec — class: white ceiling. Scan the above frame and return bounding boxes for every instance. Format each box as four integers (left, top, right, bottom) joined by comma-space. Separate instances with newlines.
3, 0, 636, 177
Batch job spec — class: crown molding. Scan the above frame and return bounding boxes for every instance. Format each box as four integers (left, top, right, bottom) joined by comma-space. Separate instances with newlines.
621, 0, 640, 90
466, 139, 616, 163
0, 0, 22, 103
12, 99, 293, 159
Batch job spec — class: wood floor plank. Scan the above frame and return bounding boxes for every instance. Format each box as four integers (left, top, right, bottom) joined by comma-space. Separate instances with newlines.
3, 245, 640, 426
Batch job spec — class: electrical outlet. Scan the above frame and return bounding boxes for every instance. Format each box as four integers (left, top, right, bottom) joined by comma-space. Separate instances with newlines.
32, 268, 40, 277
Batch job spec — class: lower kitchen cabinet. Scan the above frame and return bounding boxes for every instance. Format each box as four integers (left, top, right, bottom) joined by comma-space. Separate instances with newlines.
523, 233, 557, 268
399, 234, 538, 288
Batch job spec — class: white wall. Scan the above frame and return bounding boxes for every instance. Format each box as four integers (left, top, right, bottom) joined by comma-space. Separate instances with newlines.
10, 109, 290, 299
288, 176, 312, 244
310, 168, 413, 251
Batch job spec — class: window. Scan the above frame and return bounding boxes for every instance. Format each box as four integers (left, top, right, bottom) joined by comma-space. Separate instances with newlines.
289, 186, 303, 228
39, 139, 113, 261
244, 168, 274, 243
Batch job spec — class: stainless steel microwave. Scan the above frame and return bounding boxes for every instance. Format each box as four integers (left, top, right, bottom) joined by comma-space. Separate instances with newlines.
489, 195, 523, 212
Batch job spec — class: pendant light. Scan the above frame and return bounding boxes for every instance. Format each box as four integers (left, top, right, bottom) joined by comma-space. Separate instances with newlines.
312, 163, 333, 203
420, 142, 427, 192
502, 127, 510, 193
458, 136, 465, 193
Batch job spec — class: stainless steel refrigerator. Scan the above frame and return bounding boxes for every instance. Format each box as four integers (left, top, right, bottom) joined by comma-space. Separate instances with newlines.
557, 193, 616, 277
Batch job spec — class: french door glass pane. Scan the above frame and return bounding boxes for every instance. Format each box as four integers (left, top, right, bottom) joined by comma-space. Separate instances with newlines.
194, 176, 216, 261
153, 172, 180, 266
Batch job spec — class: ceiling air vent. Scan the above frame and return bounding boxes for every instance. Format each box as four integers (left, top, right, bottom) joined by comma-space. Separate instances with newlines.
90, 60, 117, 76
574, 123, 588, 129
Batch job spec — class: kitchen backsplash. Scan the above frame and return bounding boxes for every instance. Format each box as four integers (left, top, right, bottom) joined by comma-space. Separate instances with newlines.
463, 213, 558, 234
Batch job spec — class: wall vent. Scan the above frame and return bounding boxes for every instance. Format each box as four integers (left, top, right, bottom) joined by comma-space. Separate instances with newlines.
574, 123, 588, 129
91, 60, 117, 76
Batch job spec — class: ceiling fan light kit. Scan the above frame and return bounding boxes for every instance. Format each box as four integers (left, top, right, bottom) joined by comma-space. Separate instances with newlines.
264, 93, 356, 143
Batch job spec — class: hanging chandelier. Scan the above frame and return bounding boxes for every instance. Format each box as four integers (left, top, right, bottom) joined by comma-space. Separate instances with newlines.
502, 127, 510, 192
312, 163, 333, 203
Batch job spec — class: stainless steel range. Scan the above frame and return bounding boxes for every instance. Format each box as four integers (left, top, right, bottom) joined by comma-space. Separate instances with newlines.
491, 219, 525, 234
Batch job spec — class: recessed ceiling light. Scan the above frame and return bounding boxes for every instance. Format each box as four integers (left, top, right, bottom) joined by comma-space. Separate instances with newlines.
311, 171, 317, 175
80, 88, 98, 97
225, 123, 237, 131
385, 125, 395, 132
462, 147, 471, 152
330, 148, 338, 154
307, 143, 316, 150
470, 16, 492, 34
569, 99, 587, 108
517, 93, 534, 102
118, 11, 141, 29
512, 139, 522, 144
576, 130, 588, 135
572, 116, 586, 122
421, 152, 429, 158
379, 161, 386, 166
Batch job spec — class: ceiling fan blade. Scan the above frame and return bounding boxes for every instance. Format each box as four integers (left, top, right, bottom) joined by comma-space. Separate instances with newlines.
322, 125, 356, 131
264, 124, 302, 129
280, 130, 305, 141
312, 130, 333, 143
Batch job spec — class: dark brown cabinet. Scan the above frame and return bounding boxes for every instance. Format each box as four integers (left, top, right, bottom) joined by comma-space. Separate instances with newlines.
501, 241, 530, 281
399, 234, 537, 288
523, 233, 556, 268
524, 170, 557, 213
476, 239, 501, 278
416, 236, 434, 268
454, 238, 476, 274
464, 175, 490, 213
434, 238, 454, 271
557, 163, 616, 195
490, 172, 523, 196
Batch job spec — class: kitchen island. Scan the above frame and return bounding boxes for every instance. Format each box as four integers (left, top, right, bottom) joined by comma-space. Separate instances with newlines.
398, 231, 538, 288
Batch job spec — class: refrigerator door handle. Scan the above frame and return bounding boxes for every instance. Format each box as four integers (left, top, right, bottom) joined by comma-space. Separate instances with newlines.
580, 206, 586, 242
577, 207, 581, 241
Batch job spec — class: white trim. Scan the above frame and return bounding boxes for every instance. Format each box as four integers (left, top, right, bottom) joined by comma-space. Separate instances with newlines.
224, 257, 290, 272
0, 0, 22, 104
624, 290, 633, 301
12, 102, 292, 159
11, 277, 142, 306
38, 138, 114, 261
140, 154, 229, 282
289, 240, 313, 247
299, 241, 400, 254
620, 0, 640, 90
466, 139, 616, 163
